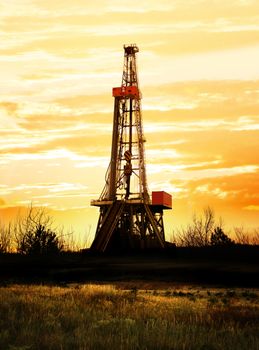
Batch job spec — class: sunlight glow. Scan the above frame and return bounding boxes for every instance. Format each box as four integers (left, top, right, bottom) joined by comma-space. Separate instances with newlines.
1, 0, 259, 233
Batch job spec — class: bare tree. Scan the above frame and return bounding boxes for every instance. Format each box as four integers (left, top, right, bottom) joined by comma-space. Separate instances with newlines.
251, 228, 259, 245
173, 206, 215, 247
14, 204, 63, 255
0, 221, 12, 253
234, 226, 259, 245
57, 225, 80, 252
234, 226, 250, 245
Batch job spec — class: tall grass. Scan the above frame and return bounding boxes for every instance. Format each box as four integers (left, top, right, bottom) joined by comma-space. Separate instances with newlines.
0, 284, 258, 349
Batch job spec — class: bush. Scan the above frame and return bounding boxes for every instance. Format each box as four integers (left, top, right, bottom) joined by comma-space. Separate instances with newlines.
15, 205, 63, 255
0, 222, 12, 253
19, 224, 61, 255
210, 227, 234, 246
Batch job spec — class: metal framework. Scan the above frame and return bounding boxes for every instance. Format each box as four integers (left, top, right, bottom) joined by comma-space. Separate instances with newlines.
90, 44, 168, 252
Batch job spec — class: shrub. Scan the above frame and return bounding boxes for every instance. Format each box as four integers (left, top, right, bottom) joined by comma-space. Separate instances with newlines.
15, 205, 63, 255
19, 224, 61, 255
210, 227, 234, 246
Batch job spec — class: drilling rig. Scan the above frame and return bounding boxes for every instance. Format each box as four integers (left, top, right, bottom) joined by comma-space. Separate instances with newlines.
90, 44, 172, 252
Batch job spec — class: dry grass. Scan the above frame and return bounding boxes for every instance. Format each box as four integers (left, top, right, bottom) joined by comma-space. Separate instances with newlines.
0, 284, 258, 349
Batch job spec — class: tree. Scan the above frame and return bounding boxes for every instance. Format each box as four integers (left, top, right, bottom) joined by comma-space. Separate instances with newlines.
234, 226, 259, 245
15, 205, 63, 255
19, 224, 61, 255
210, 227, 234, 246
234, 226, 250, 245
0, 221, 12, 253
251, 229, 259, 245
174, 206, 215, 247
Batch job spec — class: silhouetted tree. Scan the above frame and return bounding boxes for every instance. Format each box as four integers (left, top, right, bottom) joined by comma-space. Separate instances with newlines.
251, 229, 259, 245
0, 222, 12, 253
234, 226, 250, 245
210, 227, 234, 246
15, 205, 63, 255
234, 226, 259, 245
173, 206, 215, 247
19, 224, 61, 255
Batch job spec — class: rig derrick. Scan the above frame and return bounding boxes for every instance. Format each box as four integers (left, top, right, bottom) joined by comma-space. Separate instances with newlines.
90, 44, 172, 252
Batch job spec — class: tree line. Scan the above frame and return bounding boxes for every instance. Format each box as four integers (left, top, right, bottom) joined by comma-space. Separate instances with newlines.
0, 205, 89, 255
0, 205, 258, 255
170, 206, 259, 247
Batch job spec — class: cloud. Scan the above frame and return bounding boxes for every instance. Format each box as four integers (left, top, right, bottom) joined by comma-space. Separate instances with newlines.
244, 205, 259, 211
181, 171, 259, 201
0, 103, 20, 129
0, 198, 6, 207
0, 102, 19, 115
166, 171, 259, 228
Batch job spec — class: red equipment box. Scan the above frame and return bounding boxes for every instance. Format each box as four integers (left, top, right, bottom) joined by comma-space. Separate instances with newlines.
112, 86, 139, 98
152, 191, 172, 209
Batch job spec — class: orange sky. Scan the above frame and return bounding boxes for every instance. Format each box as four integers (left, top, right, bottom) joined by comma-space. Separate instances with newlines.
0, 0, 259, 244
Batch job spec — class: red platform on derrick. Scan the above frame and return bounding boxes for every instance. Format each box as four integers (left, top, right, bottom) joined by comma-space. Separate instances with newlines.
152, 191, 172, 209
112, 86, 140, 98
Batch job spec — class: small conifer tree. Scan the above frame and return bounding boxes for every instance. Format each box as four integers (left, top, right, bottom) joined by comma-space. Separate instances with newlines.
210, 227, 234, 246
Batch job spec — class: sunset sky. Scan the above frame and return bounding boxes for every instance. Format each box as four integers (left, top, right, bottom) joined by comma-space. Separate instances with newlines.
0, 0, 259, 244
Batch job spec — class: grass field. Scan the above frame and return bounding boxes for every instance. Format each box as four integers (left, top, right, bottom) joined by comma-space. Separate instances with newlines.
0, 283, 258, 350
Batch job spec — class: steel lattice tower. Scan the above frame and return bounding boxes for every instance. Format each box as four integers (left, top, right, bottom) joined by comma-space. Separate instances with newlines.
90, 44, 171, 252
